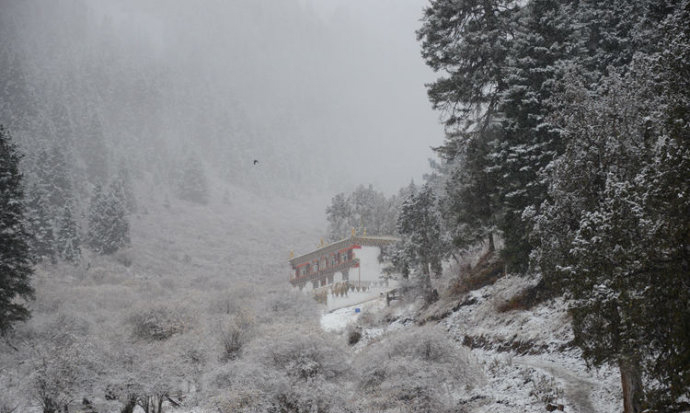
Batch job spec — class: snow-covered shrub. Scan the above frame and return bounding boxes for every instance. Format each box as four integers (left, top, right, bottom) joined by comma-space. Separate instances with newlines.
129, 304, 192, 341
217, 312, 255, 361
256, 289, 321, 326
527, 370, 564, 405
354, 325, 483, 412
203, 326, 352, 413
246, 324, 349, 381
204, 360, 352, 413
23, 314, 103, 413
207, 286, 255, 315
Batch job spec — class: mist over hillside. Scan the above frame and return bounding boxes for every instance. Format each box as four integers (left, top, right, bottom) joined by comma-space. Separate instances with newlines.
1, 0, 687, 412
0, 0, 440, 197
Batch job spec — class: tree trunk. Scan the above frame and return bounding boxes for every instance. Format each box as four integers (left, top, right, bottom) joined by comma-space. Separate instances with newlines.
156, 395, 164, 413
120, 396, 137, 413
488, 231, 495, 253
619, 357, 643, 413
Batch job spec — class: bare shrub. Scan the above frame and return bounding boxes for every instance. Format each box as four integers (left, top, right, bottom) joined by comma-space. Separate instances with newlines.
449, 251, 505, 295
527, 370, 565, 405
218, 312, 254, 362
346, 326, 362, 346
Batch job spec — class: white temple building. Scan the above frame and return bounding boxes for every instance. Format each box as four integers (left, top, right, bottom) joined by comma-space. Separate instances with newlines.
289, 234, 399, 311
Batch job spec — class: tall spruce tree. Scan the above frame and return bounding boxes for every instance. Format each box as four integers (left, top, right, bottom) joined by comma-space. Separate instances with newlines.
87, 183, 130, 255
532, 5, 690, 409
395, 184, 447, 301
488, 0, 571, 270
325, 192, 352, 241
0, 125, 34, 334
57, 205, 80, 263
440, 128, 501, 252
325, 185, 400, 241
24, 183, 57, 264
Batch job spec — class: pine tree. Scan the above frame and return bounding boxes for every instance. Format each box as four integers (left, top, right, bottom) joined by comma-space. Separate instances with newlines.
24, 183, 57, 264
395, 185, 448, 301
487, 0, 572, 270
440, 128, 501, 252
532, 6, 690, 409
81, 113, 109, 185
417, 0, 518, 131
114, 163, 136, 213
57, 205, 80, 263
0, 125, 34, 334
45, 144, 72, 209
87, 183, 130, 255
325, 185, 400, 241
326, 192, 352, 241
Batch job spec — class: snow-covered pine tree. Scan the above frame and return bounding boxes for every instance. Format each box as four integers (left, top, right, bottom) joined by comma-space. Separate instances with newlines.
395, 184, 447, 301
112, 165, 136, 213
326, 192, 352, 241
0, 125, 34, 334
325, 185, 400, 241
24, 183, 57, 264
57, 204, 80, 263
441, 128, 501, 253
45, 144, 72, 210
81, 113, 109, 185
417, 0, 518, 132
178, 153, 209, 204
532, 6, 690, 409
487, 0, 572, 271
87, 182, 130, 255
417, 0, 530, 271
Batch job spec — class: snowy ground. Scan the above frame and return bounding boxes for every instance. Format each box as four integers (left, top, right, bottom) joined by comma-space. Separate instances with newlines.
320, 296, 387, 332
320, 274, 623, 413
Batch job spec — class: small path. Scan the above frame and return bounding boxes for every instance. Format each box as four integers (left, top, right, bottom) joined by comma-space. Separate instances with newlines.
515, 357, 597, 413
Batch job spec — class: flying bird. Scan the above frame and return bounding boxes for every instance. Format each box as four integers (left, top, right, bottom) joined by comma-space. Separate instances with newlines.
253, 159, 259, 165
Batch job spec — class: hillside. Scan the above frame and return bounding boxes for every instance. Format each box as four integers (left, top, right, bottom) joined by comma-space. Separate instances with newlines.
324, 254, 624, 413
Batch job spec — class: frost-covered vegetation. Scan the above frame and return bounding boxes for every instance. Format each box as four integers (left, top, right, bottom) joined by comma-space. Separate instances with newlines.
1, 0, 689, 412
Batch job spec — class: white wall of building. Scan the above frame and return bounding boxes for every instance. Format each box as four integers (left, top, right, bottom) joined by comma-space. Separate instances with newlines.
292, 244, 398, 311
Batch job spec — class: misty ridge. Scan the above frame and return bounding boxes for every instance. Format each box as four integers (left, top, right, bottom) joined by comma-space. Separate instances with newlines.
1, 0, 689, 413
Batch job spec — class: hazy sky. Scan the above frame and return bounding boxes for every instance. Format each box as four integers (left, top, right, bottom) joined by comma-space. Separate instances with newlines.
305, 0, 443, 192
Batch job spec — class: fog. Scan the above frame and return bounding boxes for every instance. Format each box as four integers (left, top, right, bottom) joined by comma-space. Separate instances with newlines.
1, 0, 440, 196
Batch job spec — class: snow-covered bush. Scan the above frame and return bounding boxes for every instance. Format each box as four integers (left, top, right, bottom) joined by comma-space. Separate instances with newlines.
129, 304, 192, 341
23, 314, 104, 413
203, 325, 352, 413
217, 312, 255, 361
246, 324, 349, 381
354, 325, 483, 412
204, 360, 352, 413
256, 289, 321, 326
